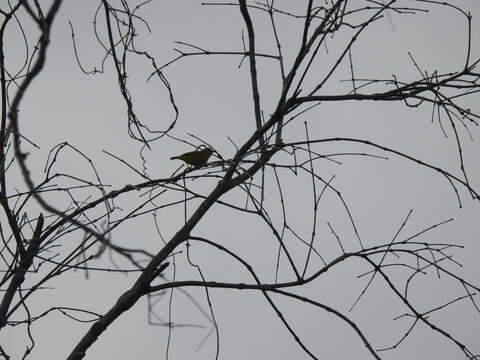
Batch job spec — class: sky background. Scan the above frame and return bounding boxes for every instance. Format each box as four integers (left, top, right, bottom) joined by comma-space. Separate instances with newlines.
4, 1, 480, 359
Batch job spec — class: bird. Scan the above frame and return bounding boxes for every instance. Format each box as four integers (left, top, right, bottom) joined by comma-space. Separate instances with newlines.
170, 146, 214, 166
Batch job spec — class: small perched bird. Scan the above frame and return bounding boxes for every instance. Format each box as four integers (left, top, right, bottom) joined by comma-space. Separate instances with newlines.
170, 146, 214, 166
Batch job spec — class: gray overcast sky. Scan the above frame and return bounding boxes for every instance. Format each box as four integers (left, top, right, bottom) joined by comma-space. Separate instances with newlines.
4, 1, 480, 359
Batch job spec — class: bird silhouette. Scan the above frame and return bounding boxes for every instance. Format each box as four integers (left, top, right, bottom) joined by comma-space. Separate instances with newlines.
170, 146, 214, 166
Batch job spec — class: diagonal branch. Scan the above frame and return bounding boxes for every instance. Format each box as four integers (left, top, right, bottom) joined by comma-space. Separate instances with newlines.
239, 0, 265, 151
